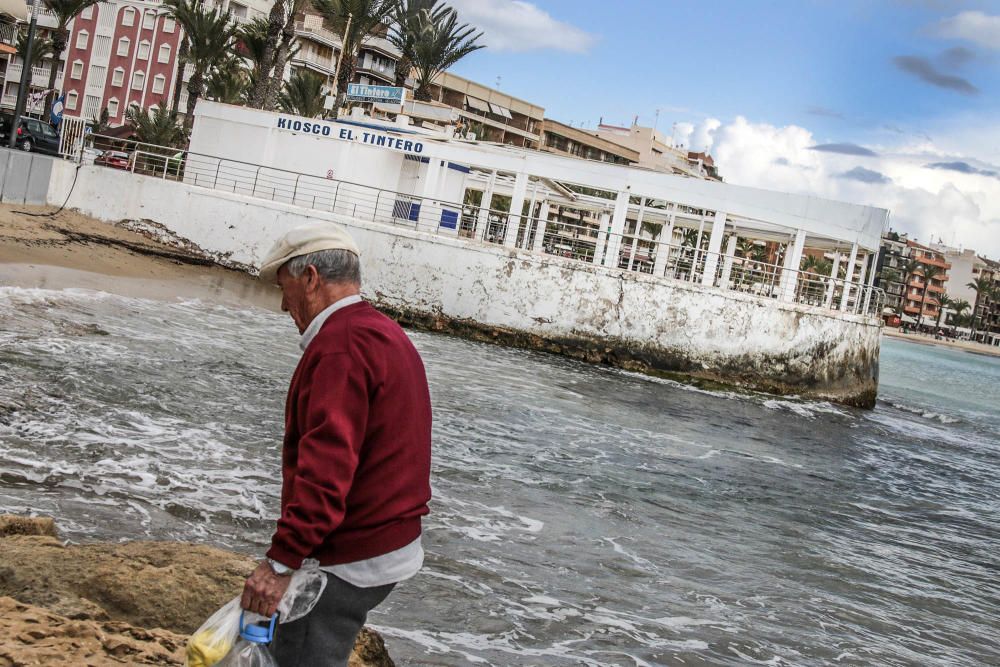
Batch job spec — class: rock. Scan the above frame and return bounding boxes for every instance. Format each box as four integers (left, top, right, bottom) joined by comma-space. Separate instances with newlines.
0, 517, 395, 666
0, 596, 186, 665
0, 515, 58, 538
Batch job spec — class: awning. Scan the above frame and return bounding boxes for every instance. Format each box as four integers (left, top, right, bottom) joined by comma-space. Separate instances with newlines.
375, 100, 456, 123
488, 101, 512, 119
0, 0, 28, 20
465, 96, 489, 113
900, 315, 918, 324
955, 327, 972, 334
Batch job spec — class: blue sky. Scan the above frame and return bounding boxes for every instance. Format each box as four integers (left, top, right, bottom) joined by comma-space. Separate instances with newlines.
445, 0, 1000, 256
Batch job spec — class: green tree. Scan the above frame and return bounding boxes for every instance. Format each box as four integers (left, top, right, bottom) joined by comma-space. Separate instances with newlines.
388, 0, 446, 88
89, 106, 111, 134
918, 264, 942, 327
263, 0, 310, 110
407, 6, 483, 101
967, 277, 994, 338
127, 104, 187, 147
278, 69, 327, 117
206, 55, 251, 104
935, 293, 953, 329
17, 31, 55, 69
312, 0, 398, 96
951, 299, 971, 326
246, 0, 286, 108
41, 0, 101, 120
165, 0, 239, 132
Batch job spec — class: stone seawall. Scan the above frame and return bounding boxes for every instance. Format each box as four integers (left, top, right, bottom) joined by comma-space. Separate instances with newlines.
47, 163, 881, 407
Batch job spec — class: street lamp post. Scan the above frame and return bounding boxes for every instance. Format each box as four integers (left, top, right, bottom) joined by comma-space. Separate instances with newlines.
8, 0, 39, 149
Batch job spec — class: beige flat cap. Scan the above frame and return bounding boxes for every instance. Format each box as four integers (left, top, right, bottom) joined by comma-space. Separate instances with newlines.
259, 221, 361, 284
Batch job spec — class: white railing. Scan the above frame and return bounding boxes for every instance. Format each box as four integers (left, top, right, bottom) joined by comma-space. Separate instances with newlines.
6, 63, 53, 87
293, 50, 335, 73
83, 134, 885, 317
294, 20, 342, 48
0, 21, 17, 47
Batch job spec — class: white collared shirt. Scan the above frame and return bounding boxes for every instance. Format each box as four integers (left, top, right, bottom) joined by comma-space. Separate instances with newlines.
279, 294, 424, 587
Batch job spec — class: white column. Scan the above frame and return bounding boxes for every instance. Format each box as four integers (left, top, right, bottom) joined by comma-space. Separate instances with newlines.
602, 190, 631, 268
652, 208, 676, 277
839, 242, 859, 311
778, 229, 807, 302
531, 201, 550, 253
475, 169, 496, 241
719, 234, 738, 290
593, 211, 611, 266
417, 158, 444, 232
503, 171, 529, 247
626, 199, 646, 271
824, 251, 841, 309
701, 210, 728, 287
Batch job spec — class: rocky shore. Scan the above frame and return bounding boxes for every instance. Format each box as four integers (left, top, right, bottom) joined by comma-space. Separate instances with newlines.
0, 516, 394, 666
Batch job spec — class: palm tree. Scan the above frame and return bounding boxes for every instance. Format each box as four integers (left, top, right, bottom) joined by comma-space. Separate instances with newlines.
312, 0, 398, 96
262, 0, 310, 110
935, 293, 953, 329
967, 277, 994, 339
127, 104, 187, 147
918, 264, 941, 328
17, 31, 55, 69
206, 56, 251, 104
388, 0, 447, 88
898, 257, 921, 316
407, 7, 484, 101
166, 0, 238, 132
951, 299, 971, 326
237, 15, 271, 94
89, 106, 111, 133
278, 69, 326, 117
247, 0, 286, 108
41, 0, 102, 120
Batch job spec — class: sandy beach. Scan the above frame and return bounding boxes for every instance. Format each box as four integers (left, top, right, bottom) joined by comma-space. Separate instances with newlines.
0, 203, 278, 309
882, 328, 1000, 359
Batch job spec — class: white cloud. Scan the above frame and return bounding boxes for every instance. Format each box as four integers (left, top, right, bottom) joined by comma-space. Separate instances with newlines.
447, 0, 597, 53
704, 116, 1000, 257
935, 10, 1000, 49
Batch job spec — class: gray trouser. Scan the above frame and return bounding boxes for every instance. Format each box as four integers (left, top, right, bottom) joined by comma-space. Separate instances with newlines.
271, 572, 395, 667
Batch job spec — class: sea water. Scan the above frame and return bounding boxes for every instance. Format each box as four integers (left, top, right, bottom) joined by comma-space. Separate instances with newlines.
1, 286, 997, 666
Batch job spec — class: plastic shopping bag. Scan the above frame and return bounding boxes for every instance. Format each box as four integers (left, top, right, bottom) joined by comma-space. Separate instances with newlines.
186, 559, 328, 667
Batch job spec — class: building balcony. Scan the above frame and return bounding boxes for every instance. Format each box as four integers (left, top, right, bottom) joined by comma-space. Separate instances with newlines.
355, 59, 395, 83
913, 254, 951, 270
6, 62, 54, 88
359, 35, 399, 59
0, 20, 17, 50
291, 51, 335, 76
295, 20, 342, 50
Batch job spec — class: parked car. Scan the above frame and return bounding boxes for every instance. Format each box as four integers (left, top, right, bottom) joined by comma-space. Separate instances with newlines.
94, 150, 131, 170
4, 117, 62, 155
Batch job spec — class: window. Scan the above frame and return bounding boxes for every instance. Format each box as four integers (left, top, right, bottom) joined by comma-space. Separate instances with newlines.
152, 74, 165, 94
137, 40, 150, 60
76, 30, 89, 50
131, 70, 145, 90
66, 91, 78, 110
158, 43, 171, 63
122, 7, 135, 26
163, 17, 175, 33
70, 60, 84, 80
80, 5, 93, 19
112, 67, 125, 86
142, 10, 154, 29
117, 37, 130, 56
107, 97, 119, 118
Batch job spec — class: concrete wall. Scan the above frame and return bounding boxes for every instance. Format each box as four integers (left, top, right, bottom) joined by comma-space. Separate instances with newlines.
0, 149, 55, 205
47, 160, 882, 406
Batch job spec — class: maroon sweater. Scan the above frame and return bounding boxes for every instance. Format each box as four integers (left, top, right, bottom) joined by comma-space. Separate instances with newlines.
266, 301, 432, 569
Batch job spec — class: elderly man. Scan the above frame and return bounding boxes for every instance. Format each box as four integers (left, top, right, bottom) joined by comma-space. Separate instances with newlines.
241, 221, 432, 666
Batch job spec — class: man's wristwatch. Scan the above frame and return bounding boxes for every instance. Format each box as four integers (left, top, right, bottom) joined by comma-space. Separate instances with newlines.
266, 558, 293, 575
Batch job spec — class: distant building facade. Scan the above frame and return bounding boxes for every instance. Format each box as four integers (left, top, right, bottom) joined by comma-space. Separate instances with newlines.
540, 118, 638, 165
593, 121, 722, 180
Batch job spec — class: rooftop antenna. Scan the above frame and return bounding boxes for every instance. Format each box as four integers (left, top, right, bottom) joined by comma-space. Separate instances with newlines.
653, 108, 661, 132
495, 75, 501, 89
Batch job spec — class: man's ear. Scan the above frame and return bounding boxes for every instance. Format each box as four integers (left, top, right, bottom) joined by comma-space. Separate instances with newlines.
304, 264, 321, 291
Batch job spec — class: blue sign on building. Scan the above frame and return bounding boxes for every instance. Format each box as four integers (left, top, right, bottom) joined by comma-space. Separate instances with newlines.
346, 84, 406, 105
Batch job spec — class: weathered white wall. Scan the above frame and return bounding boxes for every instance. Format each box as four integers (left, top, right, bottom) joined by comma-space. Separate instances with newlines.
47, 161, 882, 406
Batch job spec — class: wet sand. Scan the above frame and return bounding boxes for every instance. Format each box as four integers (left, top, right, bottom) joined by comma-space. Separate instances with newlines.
0, 203, 279, 310
882, 328, 1000, 359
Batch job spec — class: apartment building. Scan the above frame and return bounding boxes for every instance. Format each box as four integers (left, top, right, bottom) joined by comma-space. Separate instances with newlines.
902, 240, 951, 325
1, 0, 66, 115
594, 121, 723, 180
979, 259, 1000, 345
423, 70, 543, 148
540, 118, 638, 166
875, 231, 909, 315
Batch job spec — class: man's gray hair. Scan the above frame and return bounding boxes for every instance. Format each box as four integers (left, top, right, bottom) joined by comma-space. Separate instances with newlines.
285, 249, 361, 285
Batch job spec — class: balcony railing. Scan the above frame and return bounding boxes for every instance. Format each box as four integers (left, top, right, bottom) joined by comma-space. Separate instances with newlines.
294, 20, 342, 49
292, 50, 335, 74
0, 21, 17, 47
6, 62, 54, 87
356, 58, 395, 81
81, 133, 886, 320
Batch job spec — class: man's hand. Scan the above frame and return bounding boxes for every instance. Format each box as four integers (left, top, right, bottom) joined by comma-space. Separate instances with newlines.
241, 561, 292, 618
